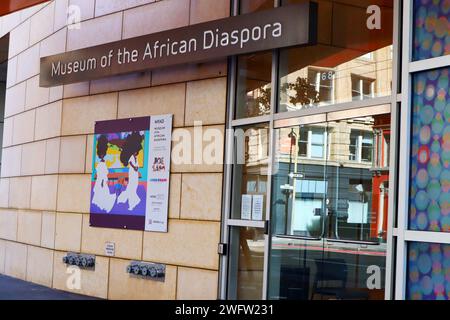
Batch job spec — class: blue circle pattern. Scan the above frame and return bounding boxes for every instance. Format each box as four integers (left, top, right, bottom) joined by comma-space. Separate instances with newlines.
409, 0, 450, 293
413, 0, 450, 61
410, 67, 450, 233
407, 242, 450, 300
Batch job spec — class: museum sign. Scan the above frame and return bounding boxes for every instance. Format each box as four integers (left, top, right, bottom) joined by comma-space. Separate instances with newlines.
40, 3, 317, 87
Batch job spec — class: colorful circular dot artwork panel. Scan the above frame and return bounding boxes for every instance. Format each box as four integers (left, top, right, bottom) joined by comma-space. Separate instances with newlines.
413, 0, 450, 61
407, 242, 450, 300
409, 67, 450, 233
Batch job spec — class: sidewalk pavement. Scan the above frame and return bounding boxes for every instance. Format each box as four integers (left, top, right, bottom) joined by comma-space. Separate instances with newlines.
0, 274, 99, 300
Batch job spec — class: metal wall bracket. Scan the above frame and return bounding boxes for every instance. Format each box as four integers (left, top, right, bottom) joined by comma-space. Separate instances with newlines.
62, 253, 96, 270
218, 243, 227, 256
126, 261, 165, 282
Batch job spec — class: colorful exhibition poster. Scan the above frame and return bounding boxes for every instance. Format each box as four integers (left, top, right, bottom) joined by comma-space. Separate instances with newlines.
89, 115, 173, 232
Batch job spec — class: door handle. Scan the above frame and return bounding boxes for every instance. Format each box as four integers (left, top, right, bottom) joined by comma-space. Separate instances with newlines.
274, 234, 322, 241
325, 238, 380, 246
264, 220, 270, 235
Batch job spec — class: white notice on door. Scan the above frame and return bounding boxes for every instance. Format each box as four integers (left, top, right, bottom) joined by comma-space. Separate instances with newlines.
252, 195, 264, 221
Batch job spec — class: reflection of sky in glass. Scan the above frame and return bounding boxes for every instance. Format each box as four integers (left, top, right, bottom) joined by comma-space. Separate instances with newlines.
413, 0, 450, 61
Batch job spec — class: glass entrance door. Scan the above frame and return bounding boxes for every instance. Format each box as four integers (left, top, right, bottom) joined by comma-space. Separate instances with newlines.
269, 120, 328, 300
227, 124, 270, 300
268, 109, 391, 300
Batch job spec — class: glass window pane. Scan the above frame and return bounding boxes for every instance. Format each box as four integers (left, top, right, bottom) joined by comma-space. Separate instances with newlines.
228, 227, 265, 299
409, 67, 450, 232
349, 131, 358, 161
362, 132, 373, 144
361, 147, 373, 162
298, 127, 309, 157
311, 129, 324, 145
298, 142, 308, 157
236, 52, 272, 119
311, 145, 324, 159
269, 123, 328, 300
407, 242, 450, 300
412, 0, 450, 61
271, 124, 328, 238
308, 68, 334, 103
384, 134, 390, 168
268, 113, 390, 300
278, 0, 393, 112
231, 124, 270, 220
362, 79, 374, 99
361, 132, 374, 162
269, 236, 325, 300
329, 115, 389, 242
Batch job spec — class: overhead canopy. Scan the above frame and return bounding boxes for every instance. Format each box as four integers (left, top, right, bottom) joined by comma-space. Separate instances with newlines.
0, 0, 48, 17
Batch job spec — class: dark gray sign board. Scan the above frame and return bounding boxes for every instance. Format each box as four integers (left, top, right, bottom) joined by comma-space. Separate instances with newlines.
40, 3, 317, 87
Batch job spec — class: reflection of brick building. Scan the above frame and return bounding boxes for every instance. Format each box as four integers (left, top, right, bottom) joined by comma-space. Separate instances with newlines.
370, 113, 391, 240
280, 46, 393, 111
271, 112, 390, 241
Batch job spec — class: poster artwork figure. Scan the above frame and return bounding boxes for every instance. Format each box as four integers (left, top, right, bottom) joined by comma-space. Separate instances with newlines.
92, 135, 116, 213
117, 132, 144, 211
90, 115, 172, 231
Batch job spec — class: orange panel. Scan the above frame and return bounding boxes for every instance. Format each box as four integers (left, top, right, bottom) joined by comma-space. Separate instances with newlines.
0, 0, 49, 17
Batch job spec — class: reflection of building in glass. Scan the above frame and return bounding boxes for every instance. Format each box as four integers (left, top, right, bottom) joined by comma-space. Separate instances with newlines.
236, 52, 273, 118
370, 114, 391, 239
242, 126, 270, 199
279, 46, 393, 111
272, 113, 390, 242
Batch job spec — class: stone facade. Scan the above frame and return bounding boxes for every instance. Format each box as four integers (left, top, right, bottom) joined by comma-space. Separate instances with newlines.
0, 0, 230, 300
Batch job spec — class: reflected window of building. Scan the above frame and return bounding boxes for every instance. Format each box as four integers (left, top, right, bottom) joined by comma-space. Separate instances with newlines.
298, 127, 308, 157
349, 132, 358, 161
349, 130, 374, 163
351, 75, 375, 101
308, 68, 335, 105
311, 128, 327, 159
383, 134, 390, 168
278, 0, 393, 112
236, 52, 273, 119
296, 126, 327, 160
